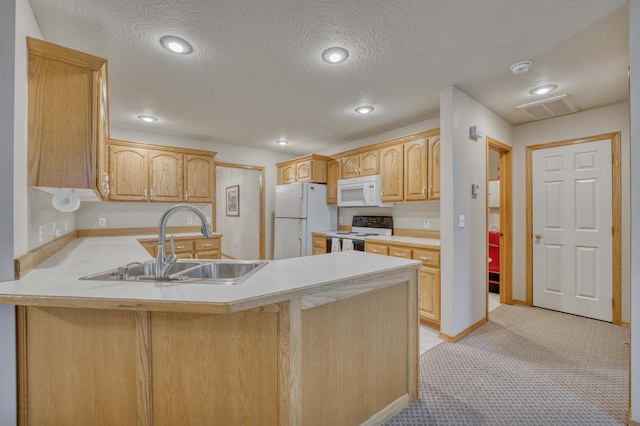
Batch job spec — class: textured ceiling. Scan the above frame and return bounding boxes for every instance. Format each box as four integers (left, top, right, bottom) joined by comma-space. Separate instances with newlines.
28, 0, 629, 155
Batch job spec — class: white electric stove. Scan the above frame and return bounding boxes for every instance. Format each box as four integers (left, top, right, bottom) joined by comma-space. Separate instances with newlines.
325, 215, 393, 252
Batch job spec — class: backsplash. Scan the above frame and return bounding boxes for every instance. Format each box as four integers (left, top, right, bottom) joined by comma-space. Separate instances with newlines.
28, 188, 76, 250
75, 202, 213, 231
338, 201, 440, 231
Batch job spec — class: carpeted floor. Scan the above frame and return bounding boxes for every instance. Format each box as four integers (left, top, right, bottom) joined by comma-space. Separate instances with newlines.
386, 304, 630, 425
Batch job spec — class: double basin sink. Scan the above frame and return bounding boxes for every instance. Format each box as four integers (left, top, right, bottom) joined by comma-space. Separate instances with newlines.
80, 259, 268, 285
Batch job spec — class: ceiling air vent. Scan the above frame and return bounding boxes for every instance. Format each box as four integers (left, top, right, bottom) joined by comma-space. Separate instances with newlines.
516, 94, 579, 121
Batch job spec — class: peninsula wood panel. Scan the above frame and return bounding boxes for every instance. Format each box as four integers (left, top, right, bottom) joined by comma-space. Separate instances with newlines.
301, 284, 408, 425
151, 311, 279, 425
20, 307, 145, 425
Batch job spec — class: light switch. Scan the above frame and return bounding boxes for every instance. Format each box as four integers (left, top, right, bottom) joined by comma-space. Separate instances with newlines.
458, 215, 465, 228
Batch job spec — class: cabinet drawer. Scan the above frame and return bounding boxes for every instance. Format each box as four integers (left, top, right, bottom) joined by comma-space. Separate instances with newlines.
389, 247, 412, 259
312, 236, 326, 248
171, 240, 194, 253
195, 239, 219, 251
366, 243, 389, 255
312, 247, 327, 255
194, 249, 220, 260
413, 249, 440, 267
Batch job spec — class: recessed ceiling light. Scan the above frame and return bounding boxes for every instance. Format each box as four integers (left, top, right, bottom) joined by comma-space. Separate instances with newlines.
321, 47, 349, 64
355, 106, 374, 114
510, 60, 532, 74
529, 84, 558, 96
160, 36, 193, 54
276, 140, 289, 146
137, 115, 158, 123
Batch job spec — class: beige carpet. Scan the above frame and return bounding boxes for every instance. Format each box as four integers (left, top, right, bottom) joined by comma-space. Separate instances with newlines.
386, 304, 630, 425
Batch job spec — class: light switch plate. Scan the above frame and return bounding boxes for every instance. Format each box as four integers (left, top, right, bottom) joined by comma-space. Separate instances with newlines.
458, 215, 465, 228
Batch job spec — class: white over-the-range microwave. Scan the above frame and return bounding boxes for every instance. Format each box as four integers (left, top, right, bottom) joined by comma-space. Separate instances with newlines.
337, 175, 394, 208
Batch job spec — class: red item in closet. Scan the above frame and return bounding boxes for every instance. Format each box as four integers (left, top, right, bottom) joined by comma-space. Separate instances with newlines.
488, 231, 500, 274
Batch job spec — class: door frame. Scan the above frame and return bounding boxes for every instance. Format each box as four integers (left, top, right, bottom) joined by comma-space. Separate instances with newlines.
215, 162, 266, 260
525, 132, 621, 324
486, 138, 513, 309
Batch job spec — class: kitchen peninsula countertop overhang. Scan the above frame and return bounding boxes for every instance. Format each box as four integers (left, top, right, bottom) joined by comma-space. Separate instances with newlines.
0, 236, 421, 315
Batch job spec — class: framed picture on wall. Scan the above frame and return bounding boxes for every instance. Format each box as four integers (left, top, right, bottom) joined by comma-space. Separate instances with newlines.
226, 185, 239, 216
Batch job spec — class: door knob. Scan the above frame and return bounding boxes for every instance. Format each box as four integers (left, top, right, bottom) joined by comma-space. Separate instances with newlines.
534, 233, 543, 240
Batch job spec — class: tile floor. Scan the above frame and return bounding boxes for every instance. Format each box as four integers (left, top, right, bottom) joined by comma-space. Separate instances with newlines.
419, 292, 501, 354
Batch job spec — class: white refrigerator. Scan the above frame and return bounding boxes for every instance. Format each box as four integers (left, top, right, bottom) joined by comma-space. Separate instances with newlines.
274, 182, 337, 259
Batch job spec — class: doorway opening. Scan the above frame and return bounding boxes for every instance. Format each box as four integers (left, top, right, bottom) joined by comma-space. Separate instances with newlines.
486, 137, 513, 317
215, 162, 266, 260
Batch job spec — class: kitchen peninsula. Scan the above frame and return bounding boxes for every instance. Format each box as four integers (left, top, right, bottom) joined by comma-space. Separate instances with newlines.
0, 236, 420, 425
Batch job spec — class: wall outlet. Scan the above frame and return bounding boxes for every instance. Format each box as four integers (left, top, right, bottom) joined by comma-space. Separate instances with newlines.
423, 218, 430, 229
187, 216, 193, 225
38, 225, 44, 242
98, 217, 106, 227
458, 214, 465, 228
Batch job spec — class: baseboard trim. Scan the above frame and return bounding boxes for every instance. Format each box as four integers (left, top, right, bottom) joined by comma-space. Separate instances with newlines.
14, 231, 78, 279
628, 419, 640, 426
420, 318, 440, 331
621, 321, 631, 328
362, 394, 410, 426
512, 299, 529, 306
439, 317, 487, 343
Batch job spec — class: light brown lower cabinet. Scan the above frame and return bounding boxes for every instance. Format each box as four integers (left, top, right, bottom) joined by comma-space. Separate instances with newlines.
366, 240, 441, 329
16, 272, 418, 425
311, 233, 327, 255
137, 235, 221, 260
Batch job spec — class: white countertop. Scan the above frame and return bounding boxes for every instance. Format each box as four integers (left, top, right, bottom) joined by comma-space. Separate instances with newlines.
0, 236, 420, 313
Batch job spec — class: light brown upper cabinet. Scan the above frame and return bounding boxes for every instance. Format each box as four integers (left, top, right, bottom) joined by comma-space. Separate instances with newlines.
109, 144, 149, 201
149, 150, 183, 202
379, 144, 404, 202
404, 138, 428, 201
184, 155, 215, 202
326, 159, 340, 204
108, 139, 215, 203
276, 154, 331, 185
27, 37, 110, 199
340, 150, 379, 179
427, 136, 441, 200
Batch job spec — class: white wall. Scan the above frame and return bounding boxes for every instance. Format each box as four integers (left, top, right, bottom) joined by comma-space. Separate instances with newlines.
0, 0, 17, 422
512, 102, 630, 322
13, 0, 45, 257
439, 86, 513, 338
216, 166, 261, 259
628, 0, 639, 421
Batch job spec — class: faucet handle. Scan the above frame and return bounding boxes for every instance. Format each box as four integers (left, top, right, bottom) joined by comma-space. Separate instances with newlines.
169, 235, 176, 257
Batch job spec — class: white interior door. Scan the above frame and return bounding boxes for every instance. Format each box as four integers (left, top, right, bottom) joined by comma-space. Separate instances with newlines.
532, 139, 612, 321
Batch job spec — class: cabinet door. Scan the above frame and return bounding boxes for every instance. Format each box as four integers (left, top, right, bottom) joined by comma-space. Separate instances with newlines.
149, 150, 183, 202
312, 235, 327, 254
359, 150, 379, 176
379, 145, 404, 202
185, 154, 214, 202
280, 164, 297, 184
404, 138, 428, 201
96, 66, 110, 200
419, 266, 440, 324
109, 145, 148, 201
428, 136, 441, 200
296, 160, 312, 182
326, 160, 339, 204
341, 155, 360, 179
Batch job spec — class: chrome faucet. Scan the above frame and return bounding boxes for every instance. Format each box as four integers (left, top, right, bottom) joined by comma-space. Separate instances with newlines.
156, 204, 213, 279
